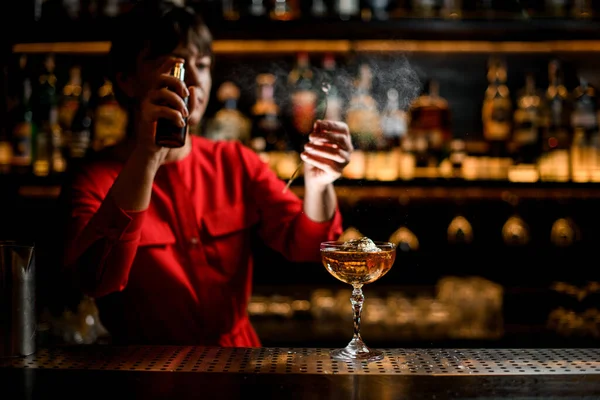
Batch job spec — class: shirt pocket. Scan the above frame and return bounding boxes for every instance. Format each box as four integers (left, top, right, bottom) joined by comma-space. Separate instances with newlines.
139, 220, 177, 247
133, 220, 177, 291
201, 204, 257, 278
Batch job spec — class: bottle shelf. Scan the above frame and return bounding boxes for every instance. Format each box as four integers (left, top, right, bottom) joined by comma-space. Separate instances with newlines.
11, 40, 351, 55
297, 179, 600, 201
9, 17, 600, 55
206, 17, 600, 42
352, 39, 600, 53
12, 39, 600, 55
12, 42, 112, 55
8, 179, 600, 201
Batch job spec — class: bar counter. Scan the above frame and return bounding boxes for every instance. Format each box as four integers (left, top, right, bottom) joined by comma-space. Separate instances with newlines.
2, 346, 600, 399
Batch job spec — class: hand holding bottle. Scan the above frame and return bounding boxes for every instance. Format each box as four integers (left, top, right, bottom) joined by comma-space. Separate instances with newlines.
135, 57, 189, 164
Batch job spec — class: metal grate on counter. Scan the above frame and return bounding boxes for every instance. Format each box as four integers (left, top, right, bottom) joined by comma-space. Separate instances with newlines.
2, 347, 600, 375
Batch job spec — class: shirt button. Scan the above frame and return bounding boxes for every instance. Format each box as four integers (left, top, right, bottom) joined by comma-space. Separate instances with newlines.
189, 237, 199, 246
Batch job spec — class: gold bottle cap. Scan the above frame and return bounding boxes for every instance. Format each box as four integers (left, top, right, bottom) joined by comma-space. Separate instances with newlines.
44, 54, 56, 72
98, 80, 114, 97
19, 54, 27, 69
323, 53, 336, 69
256, 73, 276, 86
217, 81, 240, 102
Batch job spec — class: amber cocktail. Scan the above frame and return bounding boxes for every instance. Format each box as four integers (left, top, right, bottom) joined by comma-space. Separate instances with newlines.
320, 238, 396, 362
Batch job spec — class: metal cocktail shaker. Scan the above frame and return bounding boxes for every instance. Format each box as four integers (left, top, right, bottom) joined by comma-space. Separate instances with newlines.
0, 242, 36, 357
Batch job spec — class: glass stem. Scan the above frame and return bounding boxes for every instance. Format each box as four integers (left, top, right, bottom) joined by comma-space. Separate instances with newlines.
351, 284, 364, 341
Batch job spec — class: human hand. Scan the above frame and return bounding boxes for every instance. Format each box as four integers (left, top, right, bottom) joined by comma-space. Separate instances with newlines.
301, 120, 353, 189
135, 56, 190, 164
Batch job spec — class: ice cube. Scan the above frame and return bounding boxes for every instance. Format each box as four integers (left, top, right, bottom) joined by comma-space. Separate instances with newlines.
341, 237, 381, 252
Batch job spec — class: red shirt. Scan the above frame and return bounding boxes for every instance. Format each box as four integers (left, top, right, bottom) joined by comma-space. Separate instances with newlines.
64, 136, 342, 346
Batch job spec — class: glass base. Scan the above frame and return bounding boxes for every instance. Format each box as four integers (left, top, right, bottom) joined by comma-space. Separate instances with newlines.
330, 338, 384, 363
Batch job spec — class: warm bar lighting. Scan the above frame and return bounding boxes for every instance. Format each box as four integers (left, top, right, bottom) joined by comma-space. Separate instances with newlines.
353, 40, 600, 53
13, 40, 600, 55
12, 42, 112, 54
507, 165, 540, 183
12, 40, 351, 55
18, 186, 61, 198
213, 40, 351, 53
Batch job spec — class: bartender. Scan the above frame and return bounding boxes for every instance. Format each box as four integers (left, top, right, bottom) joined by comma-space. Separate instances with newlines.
62, 0, 352, 346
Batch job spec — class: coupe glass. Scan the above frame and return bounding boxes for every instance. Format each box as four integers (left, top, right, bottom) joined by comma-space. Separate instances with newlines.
320, 241, 396, 362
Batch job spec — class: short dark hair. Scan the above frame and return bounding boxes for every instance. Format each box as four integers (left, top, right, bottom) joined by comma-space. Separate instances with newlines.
108, 0, 213, 105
